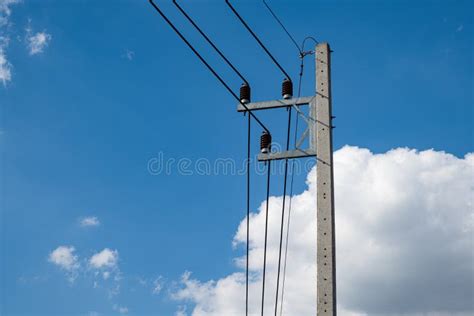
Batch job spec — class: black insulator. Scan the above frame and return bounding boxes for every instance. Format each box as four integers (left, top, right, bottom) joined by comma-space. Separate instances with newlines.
282, 78, 293, 100
240, 82, 251, 104
260, 131, 272, 154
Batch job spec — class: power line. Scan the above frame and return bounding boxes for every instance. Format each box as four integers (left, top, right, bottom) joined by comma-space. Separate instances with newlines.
262, 0, 301, 53
261, 160, 272, 316
148, 0, 269, 134
274, 104, 292, 316
279, 40, 313, 315
225, 0, 292, 81
246, 112, 251, 316
170, 4, 258, 313
173, 0, 249, 85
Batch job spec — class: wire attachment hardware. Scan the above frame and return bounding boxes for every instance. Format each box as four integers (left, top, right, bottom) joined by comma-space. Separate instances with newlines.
282, 78, 293, 100
240, 82, 251, 104
260, 131, 272, 154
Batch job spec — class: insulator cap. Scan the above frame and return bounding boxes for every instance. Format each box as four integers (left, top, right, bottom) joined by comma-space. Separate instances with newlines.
282, 78, 293, 100
240, 82, 251, 104
260, 131, 272, 154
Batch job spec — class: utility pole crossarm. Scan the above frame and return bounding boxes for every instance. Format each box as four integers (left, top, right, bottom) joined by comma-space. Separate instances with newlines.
236, 96, 314, 112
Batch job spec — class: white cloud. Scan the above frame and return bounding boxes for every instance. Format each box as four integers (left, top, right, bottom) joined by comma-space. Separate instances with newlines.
79, 216, 100, 227
26, 30, 51, 55
175, 305, 187, 316
153, 276, 164, 295
0, 0, 19, 85
0, 44, 11, 85
0, 0, 19, 27
89, 248, 119, 269
123, 49, 134, 61
113, 304, 128, 314
456, 25, 464, 32
48, 246, 79, 270
172, 146, 474, 315
48, 246, 80, 282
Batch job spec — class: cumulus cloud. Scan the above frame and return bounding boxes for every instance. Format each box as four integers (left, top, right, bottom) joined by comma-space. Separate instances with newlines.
48, 246, 80, 282
0, 0, 19, 27
0, 43, 11, 84
0, 0, 19, 85
79, 216, 100, 227
153, 276, 164, 295
123, 49, 134, 61
175, 305, 187, 316
89, 248, 119, 269
26, 29, 51, 55
113, 304, 128, 314
172, 146, 474, 315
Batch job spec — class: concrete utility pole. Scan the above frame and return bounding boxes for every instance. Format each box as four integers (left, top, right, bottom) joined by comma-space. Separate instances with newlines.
315, 42, 336, 316
237, 43, 336, 315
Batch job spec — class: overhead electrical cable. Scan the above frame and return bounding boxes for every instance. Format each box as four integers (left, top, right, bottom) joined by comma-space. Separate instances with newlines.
171, 3, 254, 313
148, 0, 269, 134
262, 0, 301, 54
225, 0, 292, 82
261, 160, 272, 316
173, 0, 249, 85
273, 104, 292, 316
246, 117, 252, 316
279, 57, 304, 316
279, 37, 317, 315
224, 1, 295, 313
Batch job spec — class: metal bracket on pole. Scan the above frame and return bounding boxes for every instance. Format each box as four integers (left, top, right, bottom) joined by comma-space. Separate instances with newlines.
237, 96, 317, 162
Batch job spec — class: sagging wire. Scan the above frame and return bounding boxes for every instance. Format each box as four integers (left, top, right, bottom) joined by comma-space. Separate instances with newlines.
225, 0, 292, 82
173, 0, 249, 85
261, 160, 272, 316
148, 0, 269, 134
148, 3, 275, 316
279, 37, 317, 316
171, 2, 254, 313
262, 0, 300, 54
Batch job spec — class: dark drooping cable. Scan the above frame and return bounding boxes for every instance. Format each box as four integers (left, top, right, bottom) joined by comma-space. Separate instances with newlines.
279, 38, 315, 315
148, 0, 269, 134
225, 0, 292, 82
173, 0, 249, 86
171, 3, 254, 312
261, 160, 272, 316
273, 103, 292, 316
246, 113, 251, 316
262, 0, 301, 54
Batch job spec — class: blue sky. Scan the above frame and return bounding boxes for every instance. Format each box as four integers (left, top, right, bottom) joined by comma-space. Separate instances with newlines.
0, 1, 472, 315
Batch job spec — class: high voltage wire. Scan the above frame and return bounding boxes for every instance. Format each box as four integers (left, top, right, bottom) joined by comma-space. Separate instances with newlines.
279, 37, 317, 316
262, 0, 301, 54
274, 105, 292, 316
260, 1, 319, 314
149, 2, 320, 315
224, 2, 295, 314
246, 112, 251, 316
261, 160, 272, 316
148, 2, 273, 315
169, 2, 263, 315
279, 57, 305, 316
172, 0, 249, 85
225, 0, 292, 82
148, 0, 269, 134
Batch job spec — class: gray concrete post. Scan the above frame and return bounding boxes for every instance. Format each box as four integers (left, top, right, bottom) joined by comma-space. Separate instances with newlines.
315, 42, 336, 315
